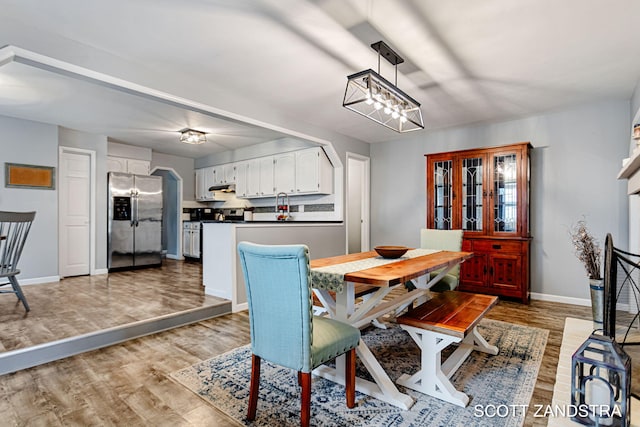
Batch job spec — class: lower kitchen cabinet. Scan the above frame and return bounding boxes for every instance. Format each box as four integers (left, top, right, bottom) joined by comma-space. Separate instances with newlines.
459, 237, 530, 303
182, 222, 201, 259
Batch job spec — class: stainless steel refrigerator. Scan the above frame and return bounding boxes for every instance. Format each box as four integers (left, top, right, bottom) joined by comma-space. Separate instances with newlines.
108, 172, 163, 271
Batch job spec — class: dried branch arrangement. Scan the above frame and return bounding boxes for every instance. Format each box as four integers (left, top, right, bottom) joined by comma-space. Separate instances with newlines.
570, 219, 602, 280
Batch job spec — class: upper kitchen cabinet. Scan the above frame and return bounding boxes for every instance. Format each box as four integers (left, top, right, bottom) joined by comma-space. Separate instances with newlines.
195, 167, 205, 200
295, 147, 332, 194
425, 142, 531, 302
272, 147, 333, 196
212, 163, 236, 185
274, 152, 296, 194
234, 161, 249, 198
236, 147, 333, 199
107, 156, 150, 175
205, 147, 334, 200
240, 156, 275, 198
195, 167, 216, 201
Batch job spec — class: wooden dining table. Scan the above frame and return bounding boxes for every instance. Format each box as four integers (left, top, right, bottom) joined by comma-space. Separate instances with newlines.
310, 248, 473, 409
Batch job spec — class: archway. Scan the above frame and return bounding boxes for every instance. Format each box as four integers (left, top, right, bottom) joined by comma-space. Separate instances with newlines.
151, 167, 183, 260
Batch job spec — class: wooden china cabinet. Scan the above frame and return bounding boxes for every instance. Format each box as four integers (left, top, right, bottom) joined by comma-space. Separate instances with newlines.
425, 142, 532, 303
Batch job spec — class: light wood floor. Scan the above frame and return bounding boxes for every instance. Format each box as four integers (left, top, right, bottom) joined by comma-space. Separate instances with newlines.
0, 260, 226, 353
1, 261, 596, 426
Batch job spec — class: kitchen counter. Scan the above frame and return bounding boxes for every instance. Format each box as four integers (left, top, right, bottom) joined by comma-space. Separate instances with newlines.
201, 220, 343, 224
202, 221, 345, 312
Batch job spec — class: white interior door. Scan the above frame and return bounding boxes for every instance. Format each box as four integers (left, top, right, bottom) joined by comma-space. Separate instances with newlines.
59, 149, 92, 277
346, 153, 370, 253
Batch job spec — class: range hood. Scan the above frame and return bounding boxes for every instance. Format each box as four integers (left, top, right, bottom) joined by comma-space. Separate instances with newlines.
208, 184, 235, 193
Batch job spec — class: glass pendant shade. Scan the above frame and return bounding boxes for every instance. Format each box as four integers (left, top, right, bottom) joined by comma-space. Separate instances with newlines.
180, 129, 207, 145
343, 69, 423, 133
343, 41, 424, 133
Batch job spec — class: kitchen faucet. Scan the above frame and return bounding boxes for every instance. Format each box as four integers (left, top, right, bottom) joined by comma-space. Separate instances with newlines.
276, 192, 291, 221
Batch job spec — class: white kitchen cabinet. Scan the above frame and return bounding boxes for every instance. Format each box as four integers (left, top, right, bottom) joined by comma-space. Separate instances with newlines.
107, 157, 127, 173
243, 157, 275, 198
204, 167, 215, 199
195, 167, 216, 201
234, 147, 333, 199
182, 222, 200, 259
195, 168, 205, 200
274, 152, 296, 194
127, 159, 151, 175
245, 159, 260, 197
235, 161, 249, 197
107, 156, 150, 175
212, 163, 237, 185
273, 148, 333, 195
212, 165, 224, 185
258, 157, 275, 198
295, 147, 333, 194
223, 163, 236, 184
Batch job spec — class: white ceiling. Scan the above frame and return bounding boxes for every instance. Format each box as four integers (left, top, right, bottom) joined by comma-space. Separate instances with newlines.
1, 0, 639, 158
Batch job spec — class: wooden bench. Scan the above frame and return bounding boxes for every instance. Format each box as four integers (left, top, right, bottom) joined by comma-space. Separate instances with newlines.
396, 291, 499, 407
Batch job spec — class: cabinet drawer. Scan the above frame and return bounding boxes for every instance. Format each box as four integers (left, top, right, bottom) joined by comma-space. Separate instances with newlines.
472, 240, 523, 253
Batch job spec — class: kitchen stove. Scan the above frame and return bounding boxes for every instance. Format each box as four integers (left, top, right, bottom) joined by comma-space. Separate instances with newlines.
217, 208, 245, 222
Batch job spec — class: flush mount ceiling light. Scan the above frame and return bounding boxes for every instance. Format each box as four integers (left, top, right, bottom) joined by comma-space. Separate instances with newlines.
343, 41, 424, 133
179, 128, 207, 145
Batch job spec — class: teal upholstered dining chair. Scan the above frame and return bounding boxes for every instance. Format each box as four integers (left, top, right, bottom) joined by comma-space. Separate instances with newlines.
420, 228, 464, 292
237, 242, 360, 427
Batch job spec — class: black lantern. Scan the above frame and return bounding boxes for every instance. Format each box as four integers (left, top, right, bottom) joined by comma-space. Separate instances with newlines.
571, 334, 631, 426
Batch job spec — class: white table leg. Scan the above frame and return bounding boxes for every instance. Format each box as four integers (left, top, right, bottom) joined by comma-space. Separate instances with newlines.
470, 326, 499, 355
313, 281, 416, 410
312, 288, 335, 317
397, 325, 469, 407
313, 340, 415, 410
397, 324, 499, 407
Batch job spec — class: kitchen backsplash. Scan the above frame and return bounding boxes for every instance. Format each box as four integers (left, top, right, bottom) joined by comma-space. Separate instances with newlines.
252, 203, 334, 214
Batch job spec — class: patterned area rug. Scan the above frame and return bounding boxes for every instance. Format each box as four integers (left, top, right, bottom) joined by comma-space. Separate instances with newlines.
170, 319, 548, 427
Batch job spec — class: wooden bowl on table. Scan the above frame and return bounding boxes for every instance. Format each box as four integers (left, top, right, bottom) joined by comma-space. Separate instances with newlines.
374, 246, 409, 259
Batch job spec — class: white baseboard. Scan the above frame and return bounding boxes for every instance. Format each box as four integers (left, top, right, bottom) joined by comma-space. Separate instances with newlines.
20, 276, 60, 286
530, 292, 591, 307
233, 302, 248, 313
531, 292, 631, 312
19, 269, 107, 284
165, 254, 183, 260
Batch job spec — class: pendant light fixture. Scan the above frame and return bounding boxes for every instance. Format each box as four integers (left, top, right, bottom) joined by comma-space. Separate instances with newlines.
179, 128, 207, 145
343, 41, 424, 133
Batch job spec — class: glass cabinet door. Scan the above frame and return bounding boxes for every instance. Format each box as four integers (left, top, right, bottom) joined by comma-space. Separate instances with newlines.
492, 152, 518, 233
461, 156, 484, 232
432, 159, 453, 229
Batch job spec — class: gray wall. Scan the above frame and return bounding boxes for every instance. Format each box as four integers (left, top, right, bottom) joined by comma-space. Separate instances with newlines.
370, 99, 630, 301
632, 78, 640, 124
0, 116, 59, 281
151, 169, 178, 255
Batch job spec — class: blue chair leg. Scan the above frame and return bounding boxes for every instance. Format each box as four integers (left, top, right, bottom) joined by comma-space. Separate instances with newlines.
9, 275, 29, 312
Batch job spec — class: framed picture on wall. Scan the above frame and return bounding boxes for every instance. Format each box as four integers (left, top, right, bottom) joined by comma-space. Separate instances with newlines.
5, 163, 56, 190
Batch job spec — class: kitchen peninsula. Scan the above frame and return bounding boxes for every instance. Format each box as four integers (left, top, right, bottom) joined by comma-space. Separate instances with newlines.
202, 221, 344, 312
